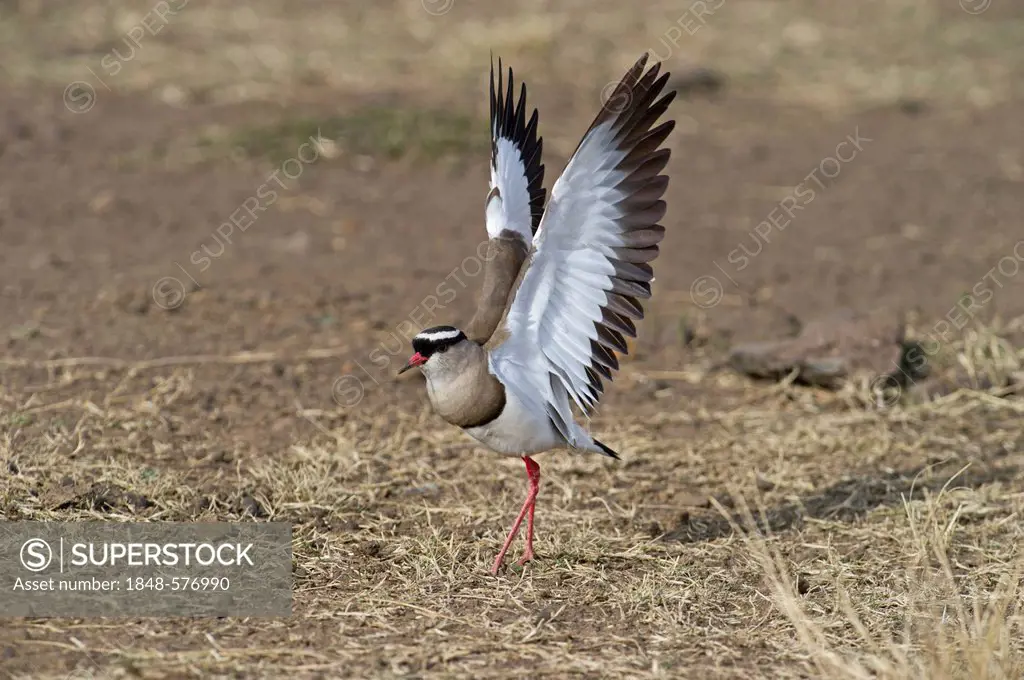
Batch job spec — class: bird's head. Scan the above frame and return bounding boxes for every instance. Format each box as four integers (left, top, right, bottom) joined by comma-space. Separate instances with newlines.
398, 326, 470, 376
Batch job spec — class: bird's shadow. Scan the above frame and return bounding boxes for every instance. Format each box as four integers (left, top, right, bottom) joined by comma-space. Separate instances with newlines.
663, 451, 1019, 544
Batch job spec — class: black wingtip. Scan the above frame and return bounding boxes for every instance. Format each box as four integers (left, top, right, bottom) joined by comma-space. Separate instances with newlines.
488, 57, 547, 234
593, 438, 621, 459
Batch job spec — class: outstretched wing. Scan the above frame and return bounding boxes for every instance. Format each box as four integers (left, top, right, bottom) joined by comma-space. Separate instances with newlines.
489, 55, 675, 444
485, 57, 546, 241
464, 58, 545, 344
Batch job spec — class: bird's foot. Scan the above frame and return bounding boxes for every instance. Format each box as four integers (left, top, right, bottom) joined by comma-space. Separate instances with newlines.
489, 548, 534, 574
516, 549, 535, 567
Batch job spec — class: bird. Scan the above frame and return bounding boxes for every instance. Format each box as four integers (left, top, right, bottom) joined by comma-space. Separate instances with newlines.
398, 54, 675, 574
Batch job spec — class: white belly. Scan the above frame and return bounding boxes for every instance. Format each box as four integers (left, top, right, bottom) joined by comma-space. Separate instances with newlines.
463, 388, 564, 456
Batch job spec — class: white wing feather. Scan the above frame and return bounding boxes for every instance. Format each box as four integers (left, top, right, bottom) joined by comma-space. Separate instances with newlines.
485, 59, 545, 242
489, 56, 675, 446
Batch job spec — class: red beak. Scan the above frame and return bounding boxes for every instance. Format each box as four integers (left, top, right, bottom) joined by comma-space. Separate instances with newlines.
398, 352, 428, 375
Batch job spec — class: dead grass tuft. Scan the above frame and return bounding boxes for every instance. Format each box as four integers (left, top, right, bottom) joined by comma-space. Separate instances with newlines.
723, 486, 1024, 679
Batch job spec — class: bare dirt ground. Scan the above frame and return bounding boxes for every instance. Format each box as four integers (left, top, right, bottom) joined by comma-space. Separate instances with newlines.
1, 1, 1023, 678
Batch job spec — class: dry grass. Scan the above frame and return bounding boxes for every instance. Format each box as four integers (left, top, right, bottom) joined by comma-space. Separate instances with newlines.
727, 491, 1023, 680
2, 321, 1022, 677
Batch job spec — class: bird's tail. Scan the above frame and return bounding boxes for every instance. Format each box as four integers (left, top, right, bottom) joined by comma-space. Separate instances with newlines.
592, 438, 621, 459
564, 420, 620, 459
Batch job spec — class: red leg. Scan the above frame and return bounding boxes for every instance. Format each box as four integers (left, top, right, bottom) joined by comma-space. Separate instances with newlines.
517, 458, 540, 565
490, 456, 541, 575
490, 489, 531, 574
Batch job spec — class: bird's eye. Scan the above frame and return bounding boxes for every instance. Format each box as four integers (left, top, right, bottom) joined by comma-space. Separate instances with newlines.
437, 345, 448, 354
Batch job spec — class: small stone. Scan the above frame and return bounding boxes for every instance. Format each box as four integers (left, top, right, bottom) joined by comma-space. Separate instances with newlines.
361, 540, 384, 558
123, 490, 152, 511
159, 84, 189, 108
89, 190, 115, 215
239, 494, 267, 518
898, 99, 929, 117
190, 496, 212, 514
729, 308, 904, 388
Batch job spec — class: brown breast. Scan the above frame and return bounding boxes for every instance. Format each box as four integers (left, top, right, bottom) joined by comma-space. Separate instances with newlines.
426, 347, 507, 429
